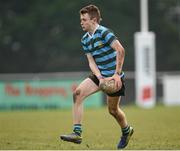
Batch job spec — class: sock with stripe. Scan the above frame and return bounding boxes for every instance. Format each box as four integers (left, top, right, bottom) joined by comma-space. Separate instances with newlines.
121, 125, 130, 136
73, 124, 82, 136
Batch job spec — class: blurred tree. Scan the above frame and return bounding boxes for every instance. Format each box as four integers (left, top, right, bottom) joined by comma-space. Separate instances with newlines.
0, 0, 179, 73
150, 0, 180, 71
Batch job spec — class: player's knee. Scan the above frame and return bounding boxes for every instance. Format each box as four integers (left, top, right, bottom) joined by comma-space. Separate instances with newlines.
73, 89, 81, 103
108, 107, 118, 117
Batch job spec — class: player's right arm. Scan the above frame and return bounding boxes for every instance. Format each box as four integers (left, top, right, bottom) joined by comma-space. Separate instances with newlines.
86, 53, 104, 81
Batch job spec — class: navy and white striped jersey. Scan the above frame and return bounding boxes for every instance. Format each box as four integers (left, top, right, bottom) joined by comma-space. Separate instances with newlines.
81, 25, 123, 77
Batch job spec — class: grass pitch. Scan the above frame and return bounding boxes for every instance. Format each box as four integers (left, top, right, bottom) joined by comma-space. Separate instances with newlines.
0, 105, 180, 150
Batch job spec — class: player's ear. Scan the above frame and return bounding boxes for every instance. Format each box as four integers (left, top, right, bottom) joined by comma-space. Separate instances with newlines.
92, 17, 97, 23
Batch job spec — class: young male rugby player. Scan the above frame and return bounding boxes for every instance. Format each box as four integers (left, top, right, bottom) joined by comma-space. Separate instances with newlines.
60, 4, 134, 149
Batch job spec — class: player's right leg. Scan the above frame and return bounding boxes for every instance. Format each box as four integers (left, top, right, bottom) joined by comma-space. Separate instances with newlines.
60, 77, 100, 144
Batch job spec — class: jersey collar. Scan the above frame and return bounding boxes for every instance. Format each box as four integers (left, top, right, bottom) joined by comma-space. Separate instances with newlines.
87, 24, 100, 38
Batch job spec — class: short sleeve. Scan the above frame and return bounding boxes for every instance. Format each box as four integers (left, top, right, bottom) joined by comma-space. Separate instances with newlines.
102, 29, 117, 46
81, 40, 90, 54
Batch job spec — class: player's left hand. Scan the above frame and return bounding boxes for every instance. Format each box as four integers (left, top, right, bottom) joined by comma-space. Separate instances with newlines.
107, 74, 122, 91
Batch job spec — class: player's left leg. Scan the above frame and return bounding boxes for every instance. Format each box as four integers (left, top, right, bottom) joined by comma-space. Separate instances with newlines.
107, 96, 128, 129
107, 96, 134, 149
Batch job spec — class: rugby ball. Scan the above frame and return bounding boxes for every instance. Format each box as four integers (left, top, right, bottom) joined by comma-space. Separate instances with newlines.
99, 80, 120, 94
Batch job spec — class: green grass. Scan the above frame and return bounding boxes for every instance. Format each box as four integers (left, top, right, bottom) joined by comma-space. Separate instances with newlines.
0, 105, 180, 150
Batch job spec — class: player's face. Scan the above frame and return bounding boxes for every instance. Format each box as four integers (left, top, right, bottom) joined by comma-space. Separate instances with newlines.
80, 13, 94, 32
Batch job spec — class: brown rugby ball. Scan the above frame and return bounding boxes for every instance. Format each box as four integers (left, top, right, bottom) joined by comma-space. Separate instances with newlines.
99, 80, 121, 94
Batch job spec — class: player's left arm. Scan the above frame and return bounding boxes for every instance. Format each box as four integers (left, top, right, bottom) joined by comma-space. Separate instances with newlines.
111, 39, 125, 89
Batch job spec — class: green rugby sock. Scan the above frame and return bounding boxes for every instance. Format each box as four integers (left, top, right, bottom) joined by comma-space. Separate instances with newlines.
122, 125, 130, 136
73, 124, 82, 136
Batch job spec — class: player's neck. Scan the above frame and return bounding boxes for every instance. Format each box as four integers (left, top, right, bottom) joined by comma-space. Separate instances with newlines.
89, 23, 99, 35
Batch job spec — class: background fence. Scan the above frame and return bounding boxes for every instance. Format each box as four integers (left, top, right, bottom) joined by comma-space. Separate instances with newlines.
1, 71, 179, 109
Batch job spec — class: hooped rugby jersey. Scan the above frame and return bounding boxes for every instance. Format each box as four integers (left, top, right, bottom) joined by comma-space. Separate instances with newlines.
81, 25, 124, 77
